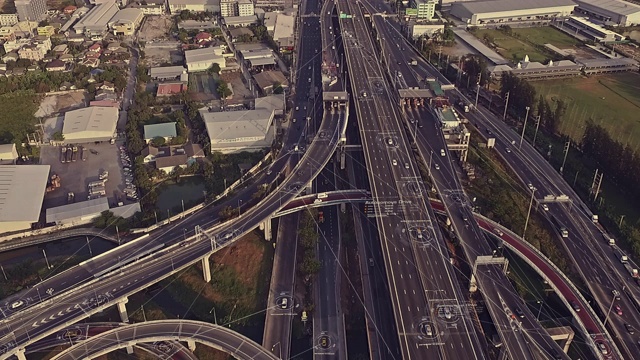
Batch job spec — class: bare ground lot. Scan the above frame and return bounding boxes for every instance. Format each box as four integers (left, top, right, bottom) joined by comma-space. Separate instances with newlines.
138, 15, 173, 43
35, 91, 86, 118
189, 72, 219, 102
40, 142, 127, 209
222, 72, 253, 104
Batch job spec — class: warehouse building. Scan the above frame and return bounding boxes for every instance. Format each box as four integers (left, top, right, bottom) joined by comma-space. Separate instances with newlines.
73, 0, 120, 36
574, 0, 640, 26
108, 8, 144, 36
201, 109, 275, 153
450, 0, 577, 26
0, 165, 50, 233
184, 47, 226, 72
62, 107, 119, 143
46, 197, 140, 226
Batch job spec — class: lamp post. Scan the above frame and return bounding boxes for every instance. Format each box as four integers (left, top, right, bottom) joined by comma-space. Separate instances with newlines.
523, 187, 536, 241
428, 150, 433, 177
209, 305, 217, 325
519, 106, 530, 149
532, 115, 541, 147
475, 75, 481, 109
502, 91, 510, 120
271, 342, 282, 359
536, 300, 543, 321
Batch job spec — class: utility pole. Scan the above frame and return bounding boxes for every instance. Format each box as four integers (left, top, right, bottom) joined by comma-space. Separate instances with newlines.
560, 141, 570, 174
42, 249, 51, 270
475, 73, 481, 109
503, 91, 510, 120
519, 106, 530, 149
532, 115, 541, 147
620, 215, 626, 227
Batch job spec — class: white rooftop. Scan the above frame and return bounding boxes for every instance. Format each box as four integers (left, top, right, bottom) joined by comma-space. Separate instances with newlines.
169, 0, 219, 5
63, 106, 119, 135
0, 165, 50, 223
201, 108, 274, 141
273, 13, 295, 40
185, 47, 224, 64
109, 8, 143, 24
46, 197, 109, 223
149, 66, 188, 78
575, 0, 640, 15
455, 0, 576, 13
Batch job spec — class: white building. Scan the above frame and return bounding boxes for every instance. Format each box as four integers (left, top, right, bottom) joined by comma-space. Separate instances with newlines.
411, 0, 436, 19
574, 0, 640, 26
409, 22, 445, 38
0, 14, 19, 27
273, 12, 295, 49
0, 165, 50, 233
450, 0, 577, 26
168, 0, 220, 14
149, 65, 189, 81
560, 16, 625, 41
73, 0, 120, 36
184, 47, 225, 72
62, 107, 119, 143
238, 0, 254, 16
15, 0, 46, 22
0, 143, 18, 164
201, 109, 275, 153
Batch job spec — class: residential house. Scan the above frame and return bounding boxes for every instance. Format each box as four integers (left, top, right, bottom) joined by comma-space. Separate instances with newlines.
140, 145, 165, 163
46, 59, 66, 71
98, 81, 116, 91
144, 122, 177, 144
2, 52, 18, 62
157, 82, 186, 97
52, 44, 68, 55
59, 53, 74, 62
195, 31, 212, 44
95, 89, 118, 101
184, 142, 204, 161
63, 5, 77, 14
253, 70, 288, 95
18, 44, 47, 61
155, 154, 188, 173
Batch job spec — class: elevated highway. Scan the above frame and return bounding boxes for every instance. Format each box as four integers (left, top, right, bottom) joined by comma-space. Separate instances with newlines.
49, 320, 277, 360
0, 106, 346, 360
336, 0, 486, 358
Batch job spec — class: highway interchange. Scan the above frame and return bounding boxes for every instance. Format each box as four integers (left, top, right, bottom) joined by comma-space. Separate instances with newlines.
0, 0, 638, 359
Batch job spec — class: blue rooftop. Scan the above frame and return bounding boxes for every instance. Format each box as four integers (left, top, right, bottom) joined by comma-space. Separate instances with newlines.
144, 122, 177, 140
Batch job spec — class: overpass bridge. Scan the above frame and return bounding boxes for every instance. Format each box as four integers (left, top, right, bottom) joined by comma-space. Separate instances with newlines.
0, 107, 345, 360
49, 320, 277, 360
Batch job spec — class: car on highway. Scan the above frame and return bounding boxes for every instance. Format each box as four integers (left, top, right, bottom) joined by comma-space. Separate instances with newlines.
493, 228, 504, 236
612, 289, 621, 300
615, 304, 623, 315
387, 138, 393, 145
527, 183, 535, 190
440, 149, 445, 156
570, 301, 581, 312
626, 323, 635, 335
321, 336, 328, 348
514, 307, 525, 318
597, 342, 609, 355
281, 298, 288, 309
506, 147, 511, 153
423, 323, 433, 336
392, 159, 397, 166
369, 258, 374, 267
444, 307, 452, 319
404, 163, 410, 169
542, 204, 549, 211
434, 164, 440, 170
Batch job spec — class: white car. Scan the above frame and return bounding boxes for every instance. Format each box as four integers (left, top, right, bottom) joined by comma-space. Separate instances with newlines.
542, 204, 549, 211
10, 300, 24, 309
405, 163, 410, 169
434, 164, 440, 170
392, 159, 398, 166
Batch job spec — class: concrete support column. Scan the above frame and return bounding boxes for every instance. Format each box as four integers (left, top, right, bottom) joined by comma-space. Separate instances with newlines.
469, 274, 478, 293
202, 255, 211, 282
126, 345, 134, 354
187, 340, 197, 352
117, 298, 129, 323
15, 349, 26, 360
263, 218, 272, 241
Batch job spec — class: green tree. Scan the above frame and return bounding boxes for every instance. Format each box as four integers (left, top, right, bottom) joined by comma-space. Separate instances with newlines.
150, 136, 166, 147
272, 82, 283, 94
300, 255, 321, 275
208, 62, 221, 75
217, 80, 232, 99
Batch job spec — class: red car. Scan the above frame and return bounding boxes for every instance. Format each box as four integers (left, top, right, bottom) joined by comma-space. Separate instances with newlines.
615, 305, 623, 316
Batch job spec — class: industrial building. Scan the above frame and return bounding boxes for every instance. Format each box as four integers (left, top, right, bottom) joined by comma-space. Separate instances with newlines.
557, 16, 625, 42
489, 57, 583, 80
73, 0, 120, 36
201, 109, 275, 153
574, 0, 640, 26
0, 165, 50, 233
62, 107, 119, 143
168, 0, 220, 15
108, 8, 144, 36
450, 0, 577, 26
15, 0, 46, 22
184, 47, 226, 72
46, 197, 140, 226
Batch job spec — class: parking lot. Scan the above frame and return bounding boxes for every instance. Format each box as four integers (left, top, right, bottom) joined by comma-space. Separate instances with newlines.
40, 142, 128, 209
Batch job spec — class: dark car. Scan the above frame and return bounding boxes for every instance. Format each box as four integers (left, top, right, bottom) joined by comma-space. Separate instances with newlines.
514, 307, 525, 318
625, 323, 635, 334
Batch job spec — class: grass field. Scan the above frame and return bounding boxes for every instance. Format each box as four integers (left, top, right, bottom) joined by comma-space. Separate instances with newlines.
533, 73, 640, 149
474, 27, 580, 63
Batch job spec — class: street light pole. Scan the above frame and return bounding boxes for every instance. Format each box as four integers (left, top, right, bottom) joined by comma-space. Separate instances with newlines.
519, 106, 530, 149
536, 300, 543, 321
209, 305, 217, 325
560, 141, 570, 174
532, 115, 541, 147
428, 150, 433, 177
238, 199, 243, 216
475, 73, 482, 109
503, 91, 510, 120
42, 249, 51, 270
523, 187, 536, 241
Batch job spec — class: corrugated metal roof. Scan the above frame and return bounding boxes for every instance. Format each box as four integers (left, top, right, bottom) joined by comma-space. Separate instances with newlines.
0, 165, 50, 223
144, 122, 177, 140
455, 0, 576, 14
46, 197, 109, 223
575, 0, 640, 15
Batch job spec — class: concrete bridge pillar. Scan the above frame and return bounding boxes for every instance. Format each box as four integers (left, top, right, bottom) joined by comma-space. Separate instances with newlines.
202, 255, 211, 282
262, 218, 273, 241
187, 339, 197, 352
15, 349, 26, 360
117, 298, 129, 323
126, 345, 134, 354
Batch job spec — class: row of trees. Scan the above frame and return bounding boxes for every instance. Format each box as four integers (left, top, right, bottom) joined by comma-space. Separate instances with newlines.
298, 212, 321, 276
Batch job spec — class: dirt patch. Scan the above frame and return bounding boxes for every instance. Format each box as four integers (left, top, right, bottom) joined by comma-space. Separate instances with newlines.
35, 91, 86, 118
138, 15, 174, 43
219, 71, 253, 104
